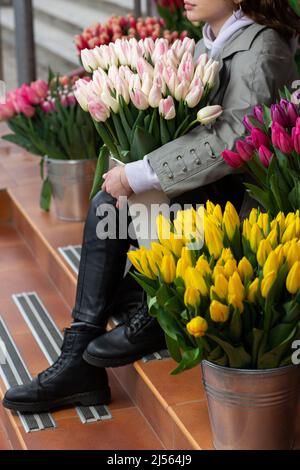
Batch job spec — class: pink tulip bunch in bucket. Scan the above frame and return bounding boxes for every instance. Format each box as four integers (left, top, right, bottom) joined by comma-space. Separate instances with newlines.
74, 37, 223, 194
0, 73, 102, 212
222, 87, 300, 216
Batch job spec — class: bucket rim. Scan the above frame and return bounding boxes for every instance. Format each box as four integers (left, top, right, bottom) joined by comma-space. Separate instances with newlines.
201, 359, 300, 376
45, 156, 97, 165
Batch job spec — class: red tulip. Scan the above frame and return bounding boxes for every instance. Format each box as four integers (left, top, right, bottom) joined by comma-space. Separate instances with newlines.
259, 145, 273, 168
235, 139, 255, 162
251, 128, 269, 150
222, 149, 243, 168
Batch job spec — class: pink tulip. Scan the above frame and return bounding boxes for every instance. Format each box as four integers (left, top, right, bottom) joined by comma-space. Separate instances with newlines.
20, 84, 40, 105
259, 145, 273, 168
152, 38, 169, 63
271, 122, 294, 154
31, 80, 48, 100
81, 48, 100, 72
235, 139, 255, 162
129, 88, 149, 110
0, 99, 15, 120
67, 94, 76, 107
202, 62, 219, 88
287, 102, 298, 127
222, 149, 243, 168
271, 104, 289, 128
142, 38, 155, 59
185, 84, 204, 108
41, 101, 55, 113
251, 128, 269, 149
178, 52, 194, 82
74, 79, 93, 111
136, 57, 154, 80
174, 80, 190, 101
197, 105, 223, 125
159, 96, 176, 120
13, 90, 35, 117
115, 76, 130, 104
88, 98, 110, 122
163, 66, 177, 95
141, 74, 153, 97
148, 85, 162, 108
292, 126, 300, 154
243, 115, 256, 132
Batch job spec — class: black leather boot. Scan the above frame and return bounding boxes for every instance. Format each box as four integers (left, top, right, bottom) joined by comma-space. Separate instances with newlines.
2, 324, 111, 413
72, 190, 132, 326
83, 304, 166, 368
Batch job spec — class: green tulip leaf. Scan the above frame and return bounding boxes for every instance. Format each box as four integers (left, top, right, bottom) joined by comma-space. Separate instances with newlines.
207, 334, 252, 368
89, 145, 109, 200
258, 326, 297, 369
40, 177, 52, 211
165, 334, 182, 363
171, 347, 202, 375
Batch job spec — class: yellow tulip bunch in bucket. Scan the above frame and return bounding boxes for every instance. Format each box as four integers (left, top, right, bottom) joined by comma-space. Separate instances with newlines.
128, 202, 300, 374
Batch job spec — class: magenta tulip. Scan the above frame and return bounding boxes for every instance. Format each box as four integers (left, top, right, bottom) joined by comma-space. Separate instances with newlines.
251, 128, 269, 149
243, 115, 255, 132
292, 126, 300, 154
287, 103, 298, 127
271, 104, 289, 127
222, 149, 243, 168
259, 145, 273, 168
271, 122, 294, 154
235, 139, 255, 162
253, 105, 264, 124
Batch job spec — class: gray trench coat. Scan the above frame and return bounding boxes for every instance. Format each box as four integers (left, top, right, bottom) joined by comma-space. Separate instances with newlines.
147, 23, 299, 200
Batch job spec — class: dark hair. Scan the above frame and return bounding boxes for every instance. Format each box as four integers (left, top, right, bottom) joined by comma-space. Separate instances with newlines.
237, 0, 300, 40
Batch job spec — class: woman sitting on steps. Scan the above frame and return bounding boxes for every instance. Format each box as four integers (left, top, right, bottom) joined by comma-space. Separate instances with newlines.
3, 0, 300, 413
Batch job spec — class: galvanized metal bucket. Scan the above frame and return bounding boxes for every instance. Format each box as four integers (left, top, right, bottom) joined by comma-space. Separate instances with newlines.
201, 360, 300, 450
46, 157, 97, 222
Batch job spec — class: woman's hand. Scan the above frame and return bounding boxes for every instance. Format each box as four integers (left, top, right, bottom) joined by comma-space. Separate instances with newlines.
102, 166, 133, 207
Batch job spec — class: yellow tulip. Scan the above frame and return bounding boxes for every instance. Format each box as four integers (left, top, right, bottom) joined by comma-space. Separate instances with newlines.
286, 242, 300, 269
140, 251, 157, 279
151, 242, 171, 258
228, 271, 245, 302
169, 234, 185, 258
257, 239, 273, 267
247, 278, 259, 303
242, 219, 252, 240
228, 294, 244, 313
282, 221, 297, 244
146, 251, 161, 277
238, 257, 254, 281
212, 265, 225, 281
157, 214, 172, 247
286, 261, 300, 294
127, 249, 144, 274
187, 316, 208, 337
224, 259, 238, 278
248, 208, 258, 225
213, 204, 223, 224
184, 287, 201, 309
250, 224, 264, 253
217, 248, 234, 266
257, 213, 269, 237
275, 212, 286, 236
263, 251, 280, 277
261, 271, 276, 298
204, 217, 224, 259
174, 208, 197, 239
206, 200, 216, 215
210, 300, 230, 323
161, 254, 176, 284
274, 244, 284, 266
213, 273, 229, 299
195, 255, 211, 276
184, 267, 209, 296
223, 202, 240, 240
266, 229, 278, 248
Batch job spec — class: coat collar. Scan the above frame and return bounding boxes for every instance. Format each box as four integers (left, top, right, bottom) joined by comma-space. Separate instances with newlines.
194, 23, 267, 61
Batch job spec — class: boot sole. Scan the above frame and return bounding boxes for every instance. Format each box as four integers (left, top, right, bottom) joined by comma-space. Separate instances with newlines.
83, 346, 166, 368
2, 387, 111, 413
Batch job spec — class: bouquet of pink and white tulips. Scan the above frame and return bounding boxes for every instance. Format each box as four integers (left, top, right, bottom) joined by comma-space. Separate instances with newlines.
75, 37, 222, 191
222, 88, 300, 216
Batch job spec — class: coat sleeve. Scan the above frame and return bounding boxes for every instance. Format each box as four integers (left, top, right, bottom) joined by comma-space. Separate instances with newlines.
146, 49, 298, 199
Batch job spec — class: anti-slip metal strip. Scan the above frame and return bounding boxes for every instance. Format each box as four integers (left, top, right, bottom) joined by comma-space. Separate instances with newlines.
142, 349, 171, 363
12, 293, 112, 424
58, 245, 81, 274
0, 317, 56, 433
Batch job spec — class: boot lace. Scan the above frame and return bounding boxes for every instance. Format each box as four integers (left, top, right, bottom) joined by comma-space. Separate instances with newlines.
126, 303, 150, 335
38, 331, 73, 381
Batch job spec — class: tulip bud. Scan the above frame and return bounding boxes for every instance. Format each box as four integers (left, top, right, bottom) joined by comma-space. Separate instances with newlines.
222, 149, 243, 168
184, 267, 209, 296
204, 217, 224, 259
286, 242, 300, 269
257, 239, 273, 267
259, 145, 273, 168
286, 261, 300, 294
161, 254, 176, 284
197, 105, 223, 125
159, 96, 176, 120
250, 224, 264, 253
228, 272, 245, 303
185, 85, 204, 108
263, 251, 280, 277
195, 255, 211, 276
184, 287, 201, 309
235, 139, 255, 162
222, 202, 240, 240
271, 104, 289, 127
213, 274, 228, 299
247, 278, 259, 303
253, 105, 264, 124
210, 300, 230, 323
224, 259, 238, 278
238, 257, 254, 281
228, 294, 244, 313
261, 271, 276, 298
251, 128, 269, 150
187, 316, 208, 338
